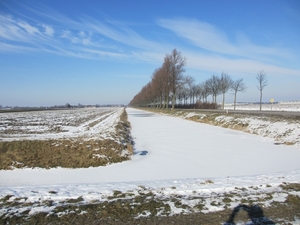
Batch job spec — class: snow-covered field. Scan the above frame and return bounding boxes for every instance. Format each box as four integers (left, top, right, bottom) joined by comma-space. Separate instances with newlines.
0, 108, 123, 142
1, 107, 300, 223
224, 101, 300, 112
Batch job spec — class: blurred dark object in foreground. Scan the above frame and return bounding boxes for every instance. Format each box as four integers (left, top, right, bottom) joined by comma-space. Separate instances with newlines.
223, 204, 275, 225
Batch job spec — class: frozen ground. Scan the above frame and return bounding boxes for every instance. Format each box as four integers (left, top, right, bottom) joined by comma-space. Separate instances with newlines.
1, 107, 300, 223
224, 101, 300, 112
0, 108, 123, 141
177, 109, 300, 150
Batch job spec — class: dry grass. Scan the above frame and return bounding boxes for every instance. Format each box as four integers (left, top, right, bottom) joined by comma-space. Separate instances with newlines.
1, 182, 300, 224
0, 109, 133, 170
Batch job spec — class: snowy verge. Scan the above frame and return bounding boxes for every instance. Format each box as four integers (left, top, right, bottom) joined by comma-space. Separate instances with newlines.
1, 171, 300, 224
150, 108, 300, 150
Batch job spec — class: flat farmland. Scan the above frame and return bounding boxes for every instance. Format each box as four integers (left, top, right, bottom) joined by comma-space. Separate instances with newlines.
0, 108, 133, 169
1, 108, 300, 225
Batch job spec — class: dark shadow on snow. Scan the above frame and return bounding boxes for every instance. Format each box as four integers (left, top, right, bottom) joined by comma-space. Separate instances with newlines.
129, 113, 155, 117
223, 204, 275, 225
134, 150, 148, 156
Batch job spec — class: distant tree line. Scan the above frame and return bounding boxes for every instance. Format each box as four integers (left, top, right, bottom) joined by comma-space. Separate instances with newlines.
128, 49, 264, 110
0, 104, 125, 112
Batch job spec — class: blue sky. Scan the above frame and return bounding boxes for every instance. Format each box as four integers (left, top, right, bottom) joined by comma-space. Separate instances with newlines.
1, 0, 299, 107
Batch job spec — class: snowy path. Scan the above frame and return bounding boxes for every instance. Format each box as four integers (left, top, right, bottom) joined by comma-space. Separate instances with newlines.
126, 108, 300, 179
1, 108, 300, 187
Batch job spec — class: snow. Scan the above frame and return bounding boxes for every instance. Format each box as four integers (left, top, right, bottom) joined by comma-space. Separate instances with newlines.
0, 108, 122, 141
1, 107, 300, 221
224, 102, 300, 112
177, 109, 300, 149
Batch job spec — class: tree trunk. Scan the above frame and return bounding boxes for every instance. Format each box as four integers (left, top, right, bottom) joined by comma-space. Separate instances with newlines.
171, 94, 176, 110
260, 90, 262, 111
165, 95, 169, 109
234, 92, 237, 110
215, 95, 217, 107
159, 96, 163, 108
222, 92, 225, 110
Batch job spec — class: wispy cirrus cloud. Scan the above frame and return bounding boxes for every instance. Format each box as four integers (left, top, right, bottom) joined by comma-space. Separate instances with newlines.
42, 24, 54, 36
0, 5, 299, 78
157, 18, 293, 62
0, 14, 54, 45
0, 15, 27, 41
20, 4, 166, 53
79, 16, 168, 52
154, 17, 300, 78
17, 21, 40, 35
0, 11, 167, 64
185, 50, 300, 78
158, 18, 235, 54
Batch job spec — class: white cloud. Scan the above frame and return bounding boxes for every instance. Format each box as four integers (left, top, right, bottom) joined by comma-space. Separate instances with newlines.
0, 11, 169, 62
0, 15, 28, 40
157, 18, 293, 61
0, 15, 53, 43
78, 31, 86, 37
42, 24, 54, 36
158, 18, 235, 54
185, 50, 300, 78
81, 38, 89, 45
1, 10, 298, 79
60, 29, 70, 39
17, 21, 40, 35
0, 42, 36, 52
80, 16, 170, 52
60, 29, 92, 45
60, 30, 78, 43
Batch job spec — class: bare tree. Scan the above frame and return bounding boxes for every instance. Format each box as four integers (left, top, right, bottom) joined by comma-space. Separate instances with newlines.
141, 82, 153, 107
182, 87, 189, 105
193, 84, 202, 104
256, 70, 268, 111
167, 49, 187, 110
151, 67, 168, 108
150, 69, 160, 108
220, 72, 233, 110
162, 56, 172, 109
183, 75, 195, 105
190, 84, 198, 105
231, 78, 247, 110
176, 85, 185, 106
206, 75, 221, 108
201, 81, 210, 103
